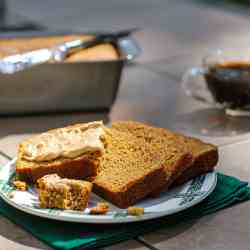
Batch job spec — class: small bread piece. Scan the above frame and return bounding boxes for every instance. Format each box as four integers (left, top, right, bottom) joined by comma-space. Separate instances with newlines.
90, 202, 109, 215
16, 122, 105, 183
127, 207, 144, 216
37, 174, 92, 210
112, 121, 218, 190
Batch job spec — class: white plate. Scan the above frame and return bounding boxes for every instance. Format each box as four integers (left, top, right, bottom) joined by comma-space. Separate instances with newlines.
0, 158, 217, 224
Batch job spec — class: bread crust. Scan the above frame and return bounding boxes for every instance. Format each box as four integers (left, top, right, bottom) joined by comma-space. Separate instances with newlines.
172, 146, 218, 186
150, 152, 193, 196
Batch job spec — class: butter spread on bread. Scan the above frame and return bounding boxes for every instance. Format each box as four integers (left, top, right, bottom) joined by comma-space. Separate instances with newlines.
22, 121, 105, 162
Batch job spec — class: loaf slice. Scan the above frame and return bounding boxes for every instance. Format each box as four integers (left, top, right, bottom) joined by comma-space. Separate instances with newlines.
16, 122, 105, 183
16, 150, 101, 183
93, 128, 191, 208
112, 121, 218, 190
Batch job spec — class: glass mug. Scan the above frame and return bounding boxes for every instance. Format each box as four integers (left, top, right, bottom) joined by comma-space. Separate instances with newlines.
182, 49, 250, 116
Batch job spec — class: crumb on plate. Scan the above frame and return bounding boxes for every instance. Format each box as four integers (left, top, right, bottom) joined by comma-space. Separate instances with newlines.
13, 180, 27, 191
127, 206, 144, 216
8, 192, 14, 199
90, 202, 109, 215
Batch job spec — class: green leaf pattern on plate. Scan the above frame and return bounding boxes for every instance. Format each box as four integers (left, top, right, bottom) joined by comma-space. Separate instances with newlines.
178, 175, 206, 206
113, 211, 128, 218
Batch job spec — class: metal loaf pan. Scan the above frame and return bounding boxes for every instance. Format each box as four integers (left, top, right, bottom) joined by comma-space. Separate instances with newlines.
0, 31, 140, 114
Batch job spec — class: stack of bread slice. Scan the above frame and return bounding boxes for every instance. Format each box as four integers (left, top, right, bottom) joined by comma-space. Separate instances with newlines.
93, 121, 218, 207
93, 127, 192, 208
111, 121, 218, 192
16, 120, 218, 209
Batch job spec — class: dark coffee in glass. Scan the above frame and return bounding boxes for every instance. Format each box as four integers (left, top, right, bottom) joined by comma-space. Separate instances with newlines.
204, 61, 250, 109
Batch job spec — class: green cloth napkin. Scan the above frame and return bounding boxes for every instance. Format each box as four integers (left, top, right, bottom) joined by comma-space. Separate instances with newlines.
0, 173, 249, 250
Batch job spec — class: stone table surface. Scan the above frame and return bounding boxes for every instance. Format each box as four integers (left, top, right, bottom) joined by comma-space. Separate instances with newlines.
0, 0, 250, 249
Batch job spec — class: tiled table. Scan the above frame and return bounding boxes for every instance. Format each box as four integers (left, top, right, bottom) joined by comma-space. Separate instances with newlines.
0, 0, 250, 249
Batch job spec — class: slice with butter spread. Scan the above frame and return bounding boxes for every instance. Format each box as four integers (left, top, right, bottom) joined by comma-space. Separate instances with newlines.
16, 121, 105, 183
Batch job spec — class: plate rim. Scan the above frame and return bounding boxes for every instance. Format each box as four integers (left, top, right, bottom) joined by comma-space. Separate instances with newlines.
0, 158, 217, 224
